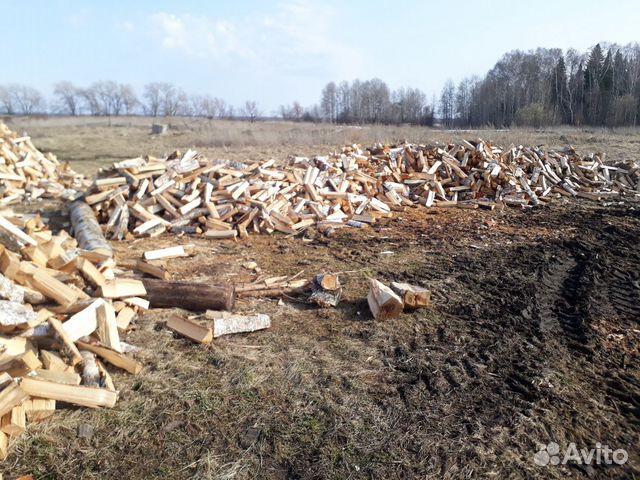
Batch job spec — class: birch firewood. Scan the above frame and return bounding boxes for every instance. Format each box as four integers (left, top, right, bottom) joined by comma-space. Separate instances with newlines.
367, 279, 404, 320
69, 200, 113, 258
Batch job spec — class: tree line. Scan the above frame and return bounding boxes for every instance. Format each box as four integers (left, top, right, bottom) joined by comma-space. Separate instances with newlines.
3, 42, 640, 128
318, 80, 434, 125
438, 42, 640, 127
0, 81, 263, 120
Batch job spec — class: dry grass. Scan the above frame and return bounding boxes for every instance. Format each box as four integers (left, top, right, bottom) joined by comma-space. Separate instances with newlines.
1, 117, 639, 479
6, 116, 640, 175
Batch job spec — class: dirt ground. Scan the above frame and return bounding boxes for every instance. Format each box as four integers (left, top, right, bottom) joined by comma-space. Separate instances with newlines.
1, 119, 639, 479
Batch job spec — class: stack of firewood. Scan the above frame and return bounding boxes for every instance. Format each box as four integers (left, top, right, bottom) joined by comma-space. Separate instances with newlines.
85, 141, 640, 240
0, 206, 147, 460
0, 123, 84, 206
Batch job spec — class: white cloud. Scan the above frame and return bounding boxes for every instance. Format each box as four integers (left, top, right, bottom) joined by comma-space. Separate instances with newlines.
149, 12, 252, 59
115, 20, 135, 32
146, 1, 362, 78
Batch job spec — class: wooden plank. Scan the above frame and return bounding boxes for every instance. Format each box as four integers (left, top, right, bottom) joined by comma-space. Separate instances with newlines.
143, 246, 186, 261
96, 302, 122, 352
47, 317, 83, 366
99, 279, 146, 299
135, 259, 170, 280
0, 381, 28, 418
76, 341, 143, 374
76, 257, 106, 287
20, 378, 117, 409
166, 314, 212, 345
0, 403, 25, 436
29, 270, 80, 308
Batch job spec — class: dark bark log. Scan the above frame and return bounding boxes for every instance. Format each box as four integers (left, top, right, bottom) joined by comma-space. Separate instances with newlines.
142, 279, 235, 311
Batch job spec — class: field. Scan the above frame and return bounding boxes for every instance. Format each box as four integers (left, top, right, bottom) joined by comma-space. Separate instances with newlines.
1, 117, 639, 479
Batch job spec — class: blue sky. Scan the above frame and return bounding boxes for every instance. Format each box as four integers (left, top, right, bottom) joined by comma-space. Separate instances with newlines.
4, 0, 640, 113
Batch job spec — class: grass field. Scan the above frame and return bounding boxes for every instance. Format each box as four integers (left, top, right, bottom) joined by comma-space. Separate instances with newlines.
1, 117, 639, 479
7, 116, 640, 174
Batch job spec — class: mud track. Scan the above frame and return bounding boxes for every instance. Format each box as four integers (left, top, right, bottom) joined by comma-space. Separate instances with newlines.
363, 202, 640, 478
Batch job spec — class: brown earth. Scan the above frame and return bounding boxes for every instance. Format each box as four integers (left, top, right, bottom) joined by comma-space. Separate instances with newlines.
1, 118, 639, 479
3, 195, 638, 479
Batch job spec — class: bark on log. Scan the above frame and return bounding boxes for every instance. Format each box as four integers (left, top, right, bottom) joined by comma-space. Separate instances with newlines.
142, 279, 235, 311
69, 200, 113, 258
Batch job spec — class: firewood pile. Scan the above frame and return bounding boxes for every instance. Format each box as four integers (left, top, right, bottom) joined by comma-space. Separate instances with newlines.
0, 207, 147, 460
0, 123, 84, 206
85, 141, 640, 240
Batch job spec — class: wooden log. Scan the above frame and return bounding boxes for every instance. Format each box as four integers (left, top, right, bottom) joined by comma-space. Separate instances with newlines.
390, 282, 431, 308
1, 403, 25, 436
0, 350, 42, 377
20, 377, 117, 409
60, 299, 104, 342
206, 312, 271, 338
99, 279, 146, 299
80, 351, 100, 387
166, 314, 213, 345
308, 273, 341, 307
96, 302, 121, 352
40, 350, 73, 373
0, 381, 28, 418
143, 246, 186, 261
32, 368, 81, 386
0, 216, 37, 250
69, 200, 113, 258
23, 398, 56, 422
0, 301, 38, 329
367, 279, 404, 320
47, 317, 83, 366
115, 307, 136, 332
76, 341, 142, 374
142, 279, 234, 311
29, 270, 81, 308
135, 259, 170, 280
76, 258, 106, 287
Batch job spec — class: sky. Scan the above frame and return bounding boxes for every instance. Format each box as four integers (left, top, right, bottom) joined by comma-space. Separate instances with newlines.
4, 0, 640, 113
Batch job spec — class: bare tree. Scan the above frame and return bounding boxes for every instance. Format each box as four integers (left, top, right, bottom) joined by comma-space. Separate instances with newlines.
80, 87, 101, 116
241, 101, 261, 122
0, 86, 14, 115
439, 79, 456, 127
53, 81, 81, 115
119, 84, 139, 115
10, 85, 45, 115
320, 82, 337, 122
143, 82, 163, 117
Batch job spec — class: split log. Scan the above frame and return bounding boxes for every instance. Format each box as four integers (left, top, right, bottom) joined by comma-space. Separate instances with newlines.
80, 351, 100, 387
69, 199, 113, 259
0, 301, 38, 330
390, 282, 431, 308
0, 381, 28, 418
1, 403, 25, 436
23, 398, 56, 422
367, 279, 404, 320
205, 311, 271, 338
166, 314, 212, 345
76, 341, 143, 375
0, 273, 24, 303
142, 279, 235, 311
20, 377, 117, 409
308, 273, 341, 307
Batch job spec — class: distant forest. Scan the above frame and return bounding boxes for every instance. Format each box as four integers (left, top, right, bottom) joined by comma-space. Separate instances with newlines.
2, 42, 639, 128
319, 42, 640, 128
